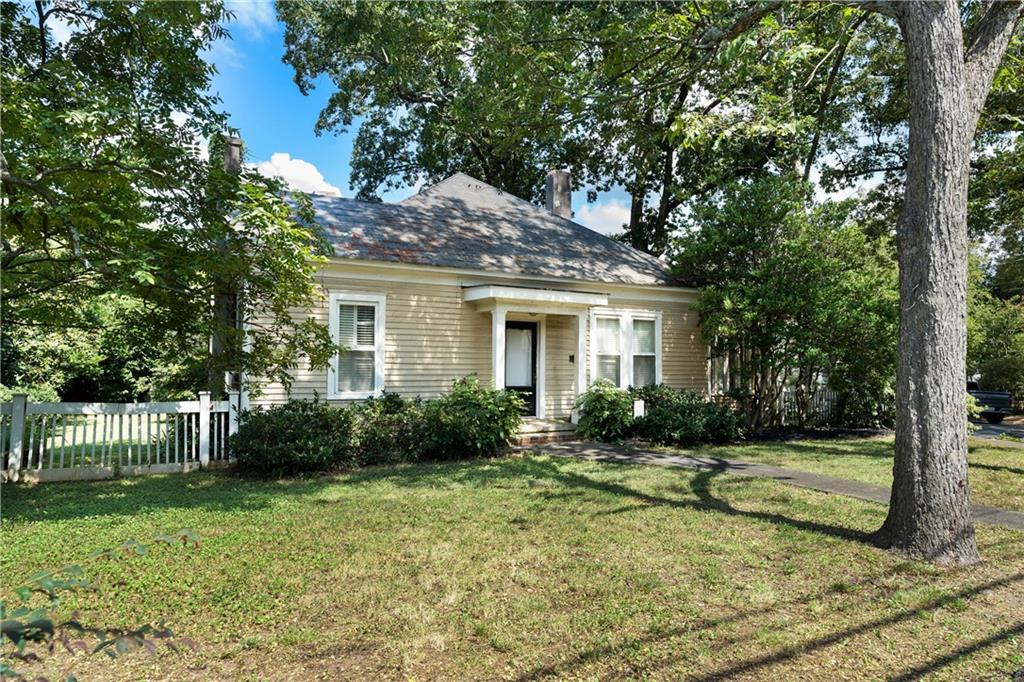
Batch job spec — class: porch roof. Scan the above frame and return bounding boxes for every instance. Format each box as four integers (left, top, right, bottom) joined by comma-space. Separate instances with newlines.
463, 284, 608, 310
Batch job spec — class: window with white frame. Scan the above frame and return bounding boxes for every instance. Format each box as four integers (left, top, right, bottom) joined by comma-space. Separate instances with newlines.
632, 318, 657, 387
328, 293, 386, 398
590, 310, 661, 389
594, 316, 621, 385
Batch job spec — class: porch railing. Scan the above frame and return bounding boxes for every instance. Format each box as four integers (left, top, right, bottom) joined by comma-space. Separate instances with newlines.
1, 392, 240, 483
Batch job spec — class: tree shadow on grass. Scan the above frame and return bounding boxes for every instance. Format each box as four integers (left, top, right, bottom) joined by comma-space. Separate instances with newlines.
516, 570, 1024, 681
0, 471, 336, 523
969, 461, 1024, 476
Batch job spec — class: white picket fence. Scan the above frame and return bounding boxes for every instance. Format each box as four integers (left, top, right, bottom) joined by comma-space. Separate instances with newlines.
710, 386, 839, 427
1, 392, 241, 483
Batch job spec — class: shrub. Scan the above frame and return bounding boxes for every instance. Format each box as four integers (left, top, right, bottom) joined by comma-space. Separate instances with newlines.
700, 401, 745, 443
0, 383, 60, 403
352, 392, 424, 465
231, 399, 356, 476
630, 384, 743, 445
631, 385, 707, 445
418, 376, 524, 459
574, 380, 634, 441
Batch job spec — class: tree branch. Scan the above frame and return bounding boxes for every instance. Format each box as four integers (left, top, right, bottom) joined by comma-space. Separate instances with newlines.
963, 1, 1023, 116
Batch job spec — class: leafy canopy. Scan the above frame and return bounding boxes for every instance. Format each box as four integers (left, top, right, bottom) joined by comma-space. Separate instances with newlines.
1, 0, 336, 395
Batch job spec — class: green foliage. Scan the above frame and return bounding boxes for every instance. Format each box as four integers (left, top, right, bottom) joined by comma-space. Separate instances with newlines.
351, 393, 424, 465
0, 384, 60, 404
278, 2, 863, 254
968, 259, 1024, 397
1, 1, 335, 397
234, 377, 522, 474
630, 384, 743, 446
2, 295, 207, 402
966, 393, 983, 434
232, 400, 357, 476
1, 531, 199, 679
574, 380, 635, 442
673, 175, 898, 431
417, 376, 524, 460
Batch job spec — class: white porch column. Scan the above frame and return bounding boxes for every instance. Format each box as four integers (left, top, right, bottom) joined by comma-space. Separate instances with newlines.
576, 312, 587, 394
491, 306, 506, 389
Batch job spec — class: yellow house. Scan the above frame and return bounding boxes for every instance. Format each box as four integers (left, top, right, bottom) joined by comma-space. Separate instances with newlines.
245, 171, 707, 431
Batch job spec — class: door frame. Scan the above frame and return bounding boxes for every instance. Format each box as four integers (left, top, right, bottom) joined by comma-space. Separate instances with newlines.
504, 319, 542, 417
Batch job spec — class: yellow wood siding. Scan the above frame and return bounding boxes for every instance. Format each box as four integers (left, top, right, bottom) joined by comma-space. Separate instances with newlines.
247, 262, 707, 411
250, 274, 491, 406
544, 315, 578, 418
602, 297, 708, 392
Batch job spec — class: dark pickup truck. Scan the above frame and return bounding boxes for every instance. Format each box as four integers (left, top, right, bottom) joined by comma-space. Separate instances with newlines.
968, 382, 1013, 425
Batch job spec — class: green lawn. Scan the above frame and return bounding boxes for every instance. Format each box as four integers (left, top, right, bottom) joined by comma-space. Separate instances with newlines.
681, 436, 1024, 513
2, 446, 1022, 680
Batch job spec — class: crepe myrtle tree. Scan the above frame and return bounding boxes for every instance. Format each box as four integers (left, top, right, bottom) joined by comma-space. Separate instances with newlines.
1, 1, 338, 397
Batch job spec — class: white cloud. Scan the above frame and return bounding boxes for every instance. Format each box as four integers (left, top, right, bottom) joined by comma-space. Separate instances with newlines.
256, 153, 343, 196
576, 199, 631, 236
225, 1, 276, 38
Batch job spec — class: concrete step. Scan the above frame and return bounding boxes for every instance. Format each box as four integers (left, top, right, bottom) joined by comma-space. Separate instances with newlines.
511, 419, 578, 447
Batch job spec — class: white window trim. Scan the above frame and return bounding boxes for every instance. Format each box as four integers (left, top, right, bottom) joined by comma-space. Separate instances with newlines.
328, 292, 386, 399
588, 308, 663, 389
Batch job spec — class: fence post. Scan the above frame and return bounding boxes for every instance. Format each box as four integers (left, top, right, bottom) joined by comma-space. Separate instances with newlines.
6, 394, 28, 481
226, 390, 241, 438
198, 392, 210, 467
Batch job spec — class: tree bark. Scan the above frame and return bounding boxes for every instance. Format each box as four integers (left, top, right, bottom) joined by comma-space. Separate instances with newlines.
874, 0, 1020, 565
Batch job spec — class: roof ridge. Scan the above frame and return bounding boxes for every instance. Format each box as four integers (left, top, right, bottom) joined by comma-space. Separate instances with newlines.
402, 173, 669, 275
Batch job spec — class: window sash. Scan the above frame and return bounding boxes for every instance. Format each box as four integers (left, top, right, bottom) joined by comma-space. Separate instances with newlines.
337, 304, 376, 350
591, 311, 660, 389
329, 294, 385, 398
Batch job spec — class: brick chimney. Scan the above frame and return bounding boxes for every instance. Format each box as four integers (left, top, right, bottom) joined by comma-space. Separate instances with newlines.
545, 169, 571, 219
223, 136, 243, 173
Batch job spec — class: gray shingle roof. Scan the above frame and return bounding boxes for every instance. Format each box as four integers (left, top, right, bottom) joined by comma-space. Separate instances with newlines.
311, 172, 677, 286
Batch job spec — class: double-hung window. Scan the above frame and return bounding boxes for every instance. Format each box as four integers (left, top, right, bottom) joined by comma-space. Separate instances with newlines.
632, 318, 657, 387
590, 310, 661, 389
594, 316, 622, 385
328, 293, 386, 398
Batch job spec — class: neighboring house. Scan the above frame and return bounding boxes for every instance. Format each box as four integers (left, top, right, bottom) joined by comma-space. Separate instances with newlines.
245, 171, 706, 422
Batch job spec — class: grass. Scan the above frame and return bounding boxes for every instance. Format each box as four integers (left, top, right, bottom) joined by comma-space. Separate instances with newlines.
680, 436, 1024, 512
1, 445, 1022, 680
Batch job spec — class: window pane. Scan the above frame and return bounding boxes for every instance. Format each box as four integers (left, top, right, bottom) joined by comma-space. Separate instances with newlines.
337, 304, 356, 345
337, 350, 374, 392
596, 317, 620, 353
633, 355, 656, 387
356, 305, 375, 346
597, 355, 620, 384
633, 319, 655, 354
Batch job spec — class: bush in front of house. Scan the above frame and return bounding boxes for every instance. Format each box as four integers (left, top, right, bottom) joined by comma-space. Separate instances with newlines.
232, 399, 356, 476
631, 384, 744, 445
418, 375, 525, 459
574, 379, 635, 441
352, 392, 425, 465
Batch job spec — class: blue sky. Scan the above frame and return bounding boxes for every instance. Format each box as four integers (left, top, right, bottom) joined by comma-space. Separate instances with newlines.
208, 1, 631, 234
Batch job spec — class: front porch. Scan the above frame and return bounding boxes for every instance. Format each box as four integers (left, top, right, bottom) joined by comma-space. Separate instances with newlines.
464, 284, 608, 420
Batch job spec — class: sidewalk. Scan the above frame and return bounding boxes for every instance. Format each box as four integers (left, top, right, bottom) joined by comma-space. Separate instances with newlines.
532, 441, 1024, 532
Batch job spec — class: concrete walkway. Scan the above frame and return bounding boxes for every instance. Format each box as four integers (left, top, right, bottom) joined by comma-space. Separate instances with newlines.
533, 441, 1024, 532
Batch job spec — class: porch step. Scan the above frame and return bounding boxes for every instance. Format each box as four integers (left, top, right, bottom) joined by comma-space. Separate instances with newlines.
511, 419, 578, 446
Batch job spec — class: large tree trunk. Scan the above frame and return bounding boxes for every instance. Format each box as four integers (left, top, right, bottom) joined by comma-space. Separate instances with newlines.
873, 0, 1019, 565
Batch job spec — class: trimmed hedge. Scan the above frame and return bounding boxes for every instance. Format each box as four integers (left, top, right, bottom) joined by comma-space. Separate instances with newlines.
418, 376, 524, 460
573, 382, 744, 445
233, 376, 524, 476
352, 393, 424, 466
232, 399, 357, 476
